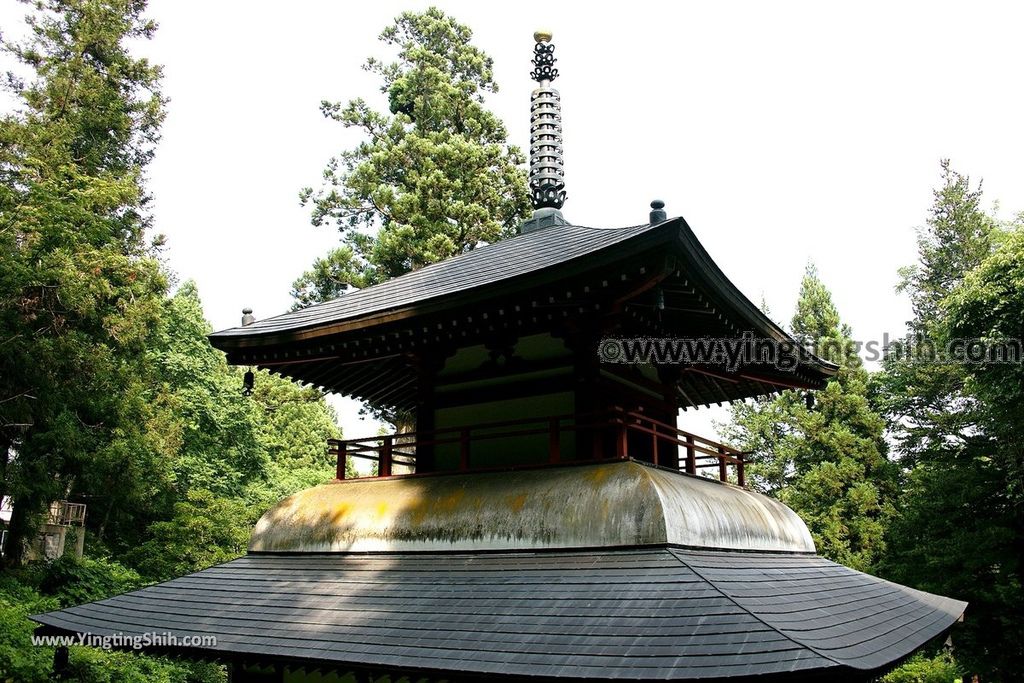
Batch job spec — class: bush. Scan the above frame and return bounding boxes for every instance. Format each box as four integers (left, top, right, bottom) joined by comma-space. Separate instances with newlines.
37, 556, 144, 608
0, 561, 226, 683
0, 574, 59, 683
65, 647, 225, 683
883, 651, 963, 683
127, 489, 250, 581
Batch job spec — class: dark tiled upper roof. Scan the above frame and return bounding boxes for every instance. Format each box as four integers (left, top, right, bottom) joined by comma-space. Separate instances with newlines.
33, 547, 964, 680
211, 222, 658, 339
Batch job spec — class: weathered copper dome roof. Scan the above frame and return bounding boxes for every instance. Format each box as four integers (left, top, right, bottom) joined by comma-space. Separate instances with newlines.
249, 460, 816, 554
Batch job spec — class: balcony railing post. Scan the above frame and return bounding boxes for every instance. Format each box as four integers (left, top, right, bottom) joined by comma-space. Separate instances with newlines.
380, 436, 393, 477
459, 428, 470, 470
615, 419, 628, 460
685, 435, 696, 475
334, 441, 347, 480
718, 446, 728, 483
650, 420, 659, 467
548, 417, 561, 464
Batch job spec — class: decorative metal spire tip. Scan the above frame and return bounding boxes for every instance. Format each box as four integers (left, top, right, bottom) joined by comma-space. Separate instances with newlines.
530, 31, 558, 83
528, 30, 566, 212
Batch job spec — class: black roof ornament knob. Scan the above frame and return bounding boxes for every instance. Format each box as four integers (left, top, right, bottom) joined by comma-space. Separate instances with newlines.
241, 308, 255, 327
649, 200, 667, 224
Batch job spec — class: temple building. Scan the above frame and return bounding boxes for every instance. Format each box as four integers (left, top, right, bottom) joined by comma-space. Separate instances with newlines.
33, 32, 965, 682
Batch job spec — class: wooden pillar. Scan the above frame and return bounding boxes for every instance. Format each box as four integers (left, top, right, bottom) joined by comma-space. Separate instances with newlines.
407, 350, 449, 474
379, 436, 393, 477
718, 445, 728, 482
334, 441, 347, 480
685, 435, 696, 475
52, 645, 69, 680
650, 419, 660, 466
563, 315, 620, 461
615, 419, 629, 460
656, 365, 683, 470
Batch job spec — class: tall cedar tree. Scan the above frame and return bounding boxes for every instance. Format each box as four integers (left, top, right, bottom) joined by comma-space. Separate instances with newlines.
723, 265, 894, 572
296, 7, 531, 302
0, 0, 166, 565
874, 162, 1022, 677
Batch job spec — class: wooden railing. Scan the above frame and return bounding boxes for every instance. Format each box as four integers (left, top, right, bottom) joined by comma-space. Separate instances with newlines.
328, 408, 746, 486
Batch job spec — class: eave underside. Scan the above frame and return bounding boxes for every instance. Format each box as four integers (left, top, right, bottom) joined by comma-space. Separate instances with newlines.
219, 243, 833, 413
33, 547, 965, 681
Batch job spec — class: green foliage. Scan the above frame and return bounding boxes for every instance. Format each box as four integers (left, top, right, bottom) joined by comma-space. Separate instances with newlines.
724, 265, 894, 571
128, 489, 251, 581
882, 651, 962, 683
147, 282, 267, 498
93, 281, 342, 576
946, 223, 1024, 498
0, 557, 226, 682
64, 648, 224, 683
0, 0, 168, 563
899, 160, 995, 328
0, 1, 343, 676
0, 572, 58, 683
252, 370, 340, 471
36, 556, 143, 607
299, 7, 530, 285
290, 246, 371, 311
873, 162, 1022, 678
873, 162, 996, 469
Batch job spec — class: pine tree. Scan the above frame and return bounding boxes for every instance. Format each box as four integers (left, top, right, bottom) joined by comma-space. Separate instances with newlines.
724, 265, 893, 571
873, 160, 995, 466
297, 7, 531, 290
289, 245, 368, 311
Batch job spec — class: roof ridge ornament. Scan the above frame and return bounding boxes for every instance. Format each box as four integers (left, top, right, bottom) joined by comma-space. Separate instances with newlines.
528, 30, 566, 215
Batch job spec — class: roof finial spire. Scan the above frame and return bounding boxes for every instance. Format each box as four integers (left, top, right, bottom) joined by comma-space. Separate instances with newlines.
528, 30, 566, 213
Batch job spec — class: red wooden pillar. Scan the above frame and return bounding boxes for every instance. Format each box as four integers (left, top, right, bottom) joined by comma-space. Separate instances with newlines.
650, 421, 659, 466
380, 436, 393, 477
718, 446, 728, 483
685, 435, 696, 475
334, 441, 347, 480
615, 419, 629, 460
737, 454, 746, 488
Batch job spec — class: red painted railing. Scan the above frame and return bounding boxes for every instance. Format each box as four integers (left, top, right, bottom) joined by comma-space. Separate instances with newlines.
328, 408, 746, 486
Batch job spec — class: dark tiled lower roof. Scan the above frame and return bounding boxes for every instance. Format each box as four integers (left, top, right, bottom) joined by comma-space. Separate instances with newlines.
32, 548, 965, 680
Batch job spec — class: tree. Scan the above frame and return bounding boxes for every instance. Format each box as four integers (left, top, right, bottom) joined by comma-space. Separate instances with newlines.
0, 0, 167, 564
872, 161, 996, 467
298, 7, 531, 287
290, 245, 369, 311
98, 281, 348, 572
872, 162, 1022, 677
943, 223, 1024, 676
723, 264, 893, 571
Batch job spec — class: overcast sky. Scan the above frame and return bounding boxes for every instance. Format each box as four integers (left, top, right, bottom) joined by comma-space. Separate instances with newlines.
5, 1, 1023, 439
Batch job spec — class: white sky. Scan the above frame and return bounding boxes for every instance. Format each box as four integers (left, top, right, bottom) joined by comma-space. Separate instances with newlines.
4, 1, 1023, 440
